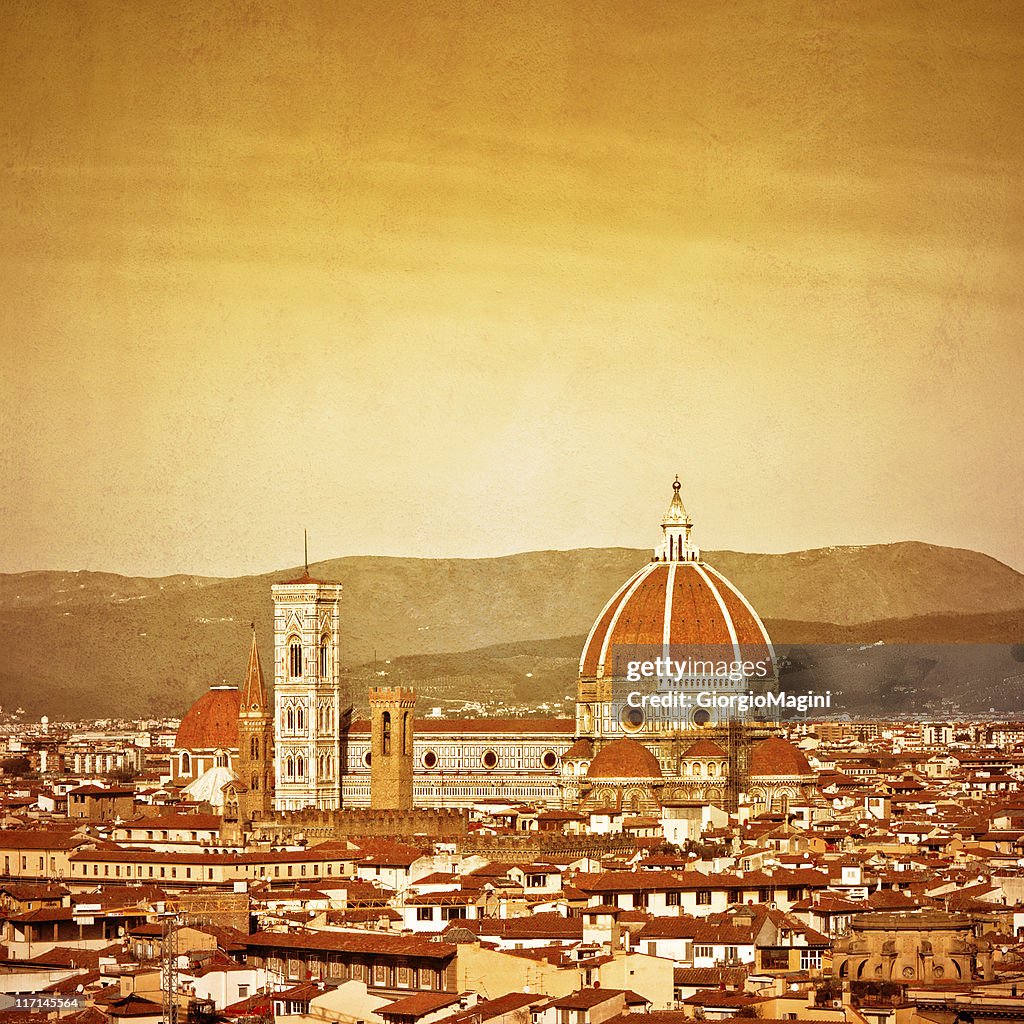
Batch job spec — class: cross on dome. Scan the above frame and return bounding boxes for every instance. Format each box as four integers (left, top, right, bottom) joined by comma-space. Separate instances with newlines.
656, 475, 700, 562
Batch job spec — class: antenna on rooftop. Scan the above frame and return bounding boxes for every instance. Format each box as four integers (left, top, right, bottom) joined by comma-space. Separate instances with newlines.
304, 528, 309, 575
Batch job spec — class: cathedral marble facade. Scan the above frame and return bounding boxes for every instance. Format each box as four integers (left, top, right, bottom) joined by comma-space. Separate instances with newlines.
173, 480, 814, 821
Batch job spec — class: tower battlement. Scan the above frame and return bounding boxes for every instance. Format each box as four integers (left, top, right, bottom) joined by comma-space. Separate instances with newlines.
250, 806, 469, 844
370, 686, 416, 811
369, 686, 416, 706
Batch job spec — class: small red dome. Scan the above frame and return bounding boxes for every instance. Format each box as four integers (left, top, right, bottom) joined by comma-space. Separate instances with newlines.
749, 736, 813, 777
681, 739, 728, 758
587, 738, 662, 779
563, 738, 595, 761
175, 686, 241, 750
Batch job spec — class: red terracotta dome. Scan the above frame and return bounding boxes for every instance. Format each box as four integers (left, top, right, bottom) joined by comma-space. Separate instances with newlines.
563, 738, 595, 761
586, 738, 662, 779
681, 739, 728, 758
579, 480, 774, 681
749, 736, 813, 777
175, 685, 241, 750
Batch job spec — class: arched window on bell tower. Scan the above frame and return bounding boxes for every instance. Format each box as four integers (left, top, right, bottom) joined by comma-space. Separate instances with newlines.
319, 634, 329, 678
382, 711, 392, 756
288, 639, 303, 678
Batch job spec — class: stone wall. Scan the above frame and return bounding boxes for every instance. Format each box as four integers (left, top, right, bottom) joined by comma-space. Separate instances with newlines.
249, 806, 469, 844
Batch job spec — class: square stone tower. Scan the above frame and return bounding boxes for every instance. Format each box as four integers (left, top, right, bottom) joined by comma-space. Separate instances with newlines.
369, 686, 416, 810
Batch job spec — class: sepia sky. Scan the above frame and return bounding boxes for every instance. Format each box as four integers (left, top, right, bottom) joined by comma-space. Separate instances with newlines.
2, 0, 1023, 577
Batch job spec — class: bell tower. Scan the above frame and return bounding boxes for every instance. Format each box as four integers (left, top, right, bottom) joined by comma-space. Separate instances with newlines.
236, 627, 274, 822
272, 562, 350, 811
369, 687, 415, 810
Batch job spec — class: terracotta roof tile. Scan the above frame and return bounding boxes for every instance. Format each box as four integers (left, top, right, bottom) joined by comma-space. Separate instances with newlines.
245, 929, 456, 961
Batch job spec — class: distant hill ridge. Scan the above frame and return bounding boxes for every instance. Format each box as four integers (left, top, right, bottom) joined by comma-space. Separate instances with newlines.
1, 541, 1023, 718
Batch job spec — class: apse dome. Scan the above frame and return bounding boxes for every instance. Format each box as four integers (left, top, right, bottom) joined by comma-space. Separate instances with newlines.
586, 738, 663, 779
749, 736, 814, 778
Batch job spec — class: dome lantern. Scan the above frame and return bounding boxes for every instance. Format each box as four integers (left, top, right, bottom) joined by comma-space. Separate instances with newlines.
656, 476, 699, 563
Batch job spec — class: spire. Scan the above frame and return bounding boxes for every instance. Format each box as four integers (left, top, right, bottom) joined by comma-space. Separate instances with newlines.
240, 625, 269, 711
655, 476, 700, 562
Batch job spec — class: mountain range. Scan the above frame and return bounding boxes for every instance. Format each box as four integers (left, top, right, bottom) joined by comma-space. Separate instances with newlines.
1, 541, 1023, 719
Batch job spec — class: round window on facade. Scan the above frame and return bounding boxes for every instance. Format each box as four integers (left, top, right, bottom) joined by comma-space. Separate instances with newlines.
692, 708, 711, 727
481, 749, 498, 770
362, 750, 372, 768
541, 750, 558, 770
619, 705, 645, 733
422, 750, 438, 769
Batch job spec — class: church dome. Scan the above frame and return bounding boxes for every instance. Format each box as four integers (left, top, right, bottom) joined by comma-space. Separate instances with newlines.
563, 738, 595, 761
175, 685, 241, 750
749, 736, 813, 777
681, 739, 728, 758
579, 478, 774, 680
587, 738, 662, 779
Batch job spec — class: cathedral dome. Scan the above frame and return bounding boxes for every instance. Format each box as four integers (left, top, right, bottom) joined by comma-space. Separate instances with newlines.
586, 738, 662, 779
175, 685, 241, 750
749, 736, 813, 778
579, 478, 774, 680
